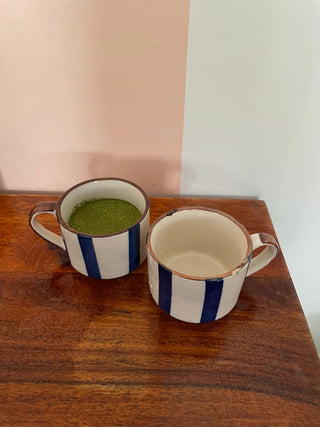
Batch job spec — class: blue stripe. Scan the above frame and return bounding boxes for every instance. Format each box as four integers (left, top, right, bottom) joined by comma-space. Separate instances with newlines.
78, 235, 101, 279
200, 278, 224, 322
129, 223, 140, 272
158, 264, 172, 314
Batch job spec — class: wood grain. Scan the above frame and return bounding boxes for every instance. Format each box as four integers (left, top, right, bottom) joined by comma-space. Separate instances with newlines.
0, 194, 319, 425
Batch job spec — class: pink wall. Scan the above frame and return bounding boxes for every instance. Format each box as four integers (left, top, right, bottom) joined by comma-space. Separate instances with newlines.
0, 1, 189, 195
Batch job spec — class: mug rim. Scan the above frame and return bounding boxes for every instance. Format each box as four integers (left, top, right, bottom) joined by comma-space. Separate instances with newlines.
147, 206, 253, 280
56, 177, 149, 238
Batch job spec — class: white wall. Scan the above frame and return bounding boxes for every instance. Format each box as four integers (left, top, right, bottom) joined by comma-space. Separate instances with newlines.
181, 0, 320, 352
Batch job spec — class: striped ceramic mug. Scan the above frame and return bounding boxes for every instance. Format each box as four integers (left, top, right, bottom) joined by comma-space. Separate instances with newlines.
147, 207, 279, 323
29, 178, 150, 279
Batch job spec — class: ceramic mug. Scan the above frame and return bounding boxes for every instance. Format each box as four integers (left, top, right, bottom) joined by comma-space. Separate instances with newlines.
147, 207, 279, 323
29, 177, 150, 279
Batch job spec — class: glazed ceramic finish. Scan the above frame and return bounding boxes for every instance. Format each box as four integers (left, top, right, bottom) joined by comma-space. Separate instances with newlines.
147, 207, 279, 322
29, 178, 150, 279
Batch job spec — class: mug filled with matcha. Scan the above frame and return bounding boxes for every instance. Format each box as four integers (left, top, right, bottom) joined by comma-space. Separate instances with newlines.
68, 198, 142, 235
29, 178, 150, 279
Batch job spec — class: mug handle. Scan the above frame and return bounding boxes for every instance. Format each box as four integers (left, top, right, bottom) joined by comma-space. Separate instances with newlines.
29, 201, 66, 250
246, 233, 279, 276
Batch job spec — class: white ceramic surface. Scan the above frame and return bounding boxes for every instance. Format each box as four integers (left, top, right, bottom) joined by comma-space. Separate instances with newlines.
147, 207, 278, 323
29, 178, 150, 279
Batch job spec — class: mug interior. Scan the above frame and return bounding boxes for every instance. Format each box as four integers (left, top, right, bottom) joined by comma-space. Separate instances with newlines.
58, 178, 148, 233
148, 208, 251, 279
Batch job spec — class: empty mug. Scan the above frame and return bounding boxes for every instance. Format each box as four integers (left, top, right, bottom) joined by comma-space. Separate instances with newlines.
147, 207, 278, 322
29, 177, 150, 279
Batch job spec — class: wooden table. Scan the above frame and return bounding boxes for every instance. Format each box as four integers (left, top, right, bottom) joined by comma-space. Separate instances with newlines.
0, 194, 319, 425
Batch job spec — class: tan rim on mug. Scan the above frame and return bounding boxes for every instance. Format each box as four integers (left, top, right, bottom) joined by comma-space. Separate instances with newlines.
147, 206, 279, 323
29, 177, 150, 279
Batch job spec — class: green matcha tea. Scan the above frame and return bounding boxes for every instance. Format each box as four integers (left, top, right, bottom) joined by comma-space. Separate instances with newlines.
68, 198, 142, 235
